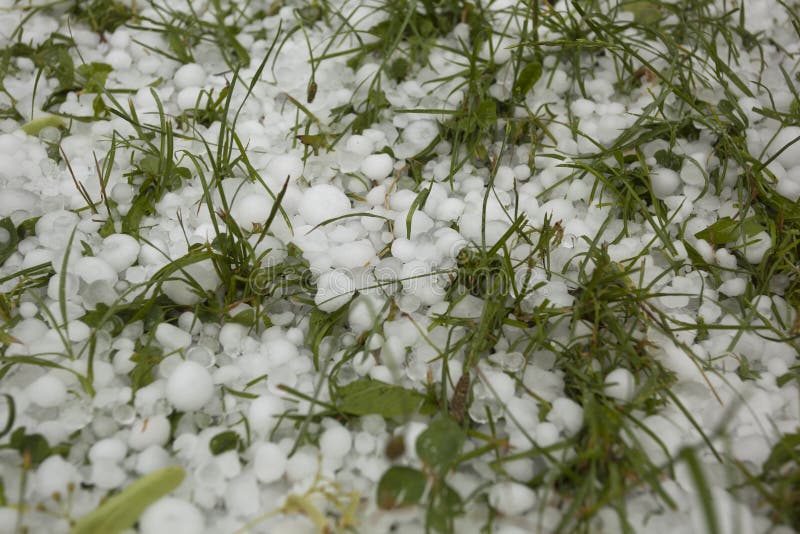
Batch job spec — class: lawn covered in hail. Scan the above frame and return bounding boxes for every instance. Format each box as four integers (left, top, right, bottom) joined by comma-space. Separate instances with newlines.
0, 0, 799, 533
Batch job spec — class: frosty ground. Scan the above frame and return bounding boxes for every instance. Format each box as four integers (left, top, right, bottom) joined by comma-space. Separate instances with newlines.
0, 0, 799, 533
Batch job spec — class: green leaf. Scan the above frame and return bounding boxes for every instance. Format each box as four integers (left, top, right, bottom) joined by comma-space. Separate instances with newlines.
307, 305, 350, 370
122, 191, 155, 237
513, 61, 542, 97
623, 1, 663, 25
20, 116, 66, 136
9, 427, 51, 467
415, 417, 465, 473
77, 62, 112, 93
406, 188, 430, 239
71, 466, 185, 534
426, 483, 464, 533
336, 379, 426, 418
475, 99, 497, 129
741, 216, 766, 238
694, 217, 738, 245
763, 431, 800, 474
376, 466, 427, 509
128, 345, 164, 393
0, 217, 19, 266
209, 431, 240, 455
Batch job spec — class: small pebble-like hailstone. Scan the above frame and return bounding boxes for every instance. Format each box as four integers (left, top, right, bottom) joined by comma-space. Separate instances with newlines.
298, 184, 351, 226
603, 368, 636, 402
253, 442, 287, 483
139, 497, 205, 534
166, 360, 214, 412
488, 481, 538, 516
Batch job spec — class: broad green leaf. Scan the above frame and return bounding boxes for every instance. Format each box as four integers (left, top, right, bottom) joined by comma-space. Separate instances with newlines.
71, 465, 185, 534
209, 430, 240, 455
475, 99, 497, 129
0, 218, 19, 266
9, 427, 51, 466
415, 417, 465, 473
741, 216, 766, 238
336, 379, 426, 418
623, 1, 663, 25
77, 62, 112, 93
20, 116, 66, 136
406, 188, 430, 239
694, 217, 738, 245
763, 431, 800, 474
122, 192, 155, 237
513, 61, 542, 97
308, 305, 350, 370
376, 466, 427, 509
426, 483, 464, 534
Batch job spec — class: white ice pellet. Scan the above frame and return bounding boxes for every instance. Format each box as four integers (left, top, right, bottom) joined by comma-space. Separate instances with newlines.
0, 187, 38, 219
248, 395, 285, 435
176, 87, 204, 111
91, 459, 127, 489
360, 153, 394, 181
89, 438, 127, 464
269, 154, 304, 181
769, 126, 800, 168
393, 209, 434, 239
329, 239, 376, 269
27, 373, 67, 408
650, 167, 681, 199
231, 193, 271, 229
139, 497, 206, 534
345, 135, 374, 155
348, 294, 385, 334
285, 447, 319, 483
162, 260, 221, 305
319, 425, 352, 459
18, 301, 37, 318
535, 422, 559, 448
253, 442, 288, 483
488, 481, 537, 515
353, 432, 375, 454
66, 320, 91, 342
135, 445, 171, 474
173, 63, 207, 89
314, 269, 355, 312
480, 370, 516, 403
681, 154, 707, 186
435, 197, 465, 221
731, 433, 770, 468
105, 49, 131, 70
226, 473, 260, 517
129, 415, 171, 450
603, 368, 636, 402
740, 231, 772, 264
299, 184, 351, 226
155, 323, 193, 351
547, 397, 583, 437
218, 323, 247, 353
264, 337, 299, 366
34, 455, 79, 498
76, 256, 117, 284
718, 277, 746, 297
166, 361, 214, 412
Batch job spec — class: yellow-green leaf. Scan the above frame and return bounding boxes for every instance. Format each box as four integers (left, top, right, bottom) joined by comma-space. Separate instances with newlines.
71, 466, 185, 534
20, 115, 66, 136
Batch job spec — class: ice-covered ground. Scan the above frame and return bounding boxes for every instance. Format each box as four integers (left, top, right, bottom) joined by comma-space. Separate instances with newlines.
0, 0, 799, 533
